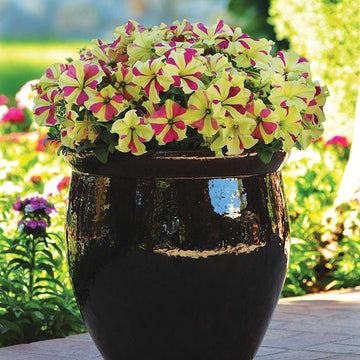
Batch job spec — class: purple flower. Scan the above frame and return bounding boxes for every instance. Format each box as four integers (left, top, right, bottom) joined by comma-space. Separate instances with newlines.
37, 220, 48, 228
12, 197, 22, 211
26, 220, 38, 229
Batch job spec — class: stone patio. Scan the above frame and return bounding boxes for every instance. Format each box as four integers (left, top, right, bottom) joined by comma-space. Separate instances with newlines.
0, 287, 359, 359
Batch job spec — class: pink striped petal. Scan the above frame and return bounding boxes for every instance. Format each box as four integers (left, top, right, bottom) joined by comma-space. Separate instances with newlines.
76, 90, 89, 105
66, 65, 78, 81
260, 108, 271, 118
262, 121, 278, 135
163, 127, 178, 143
104, 103, 118, 121
174, 120, 186, 130
184, 78, 199, 91
83, 63, 101, 83
63, 86, 77, 97
151, 123, 167, 135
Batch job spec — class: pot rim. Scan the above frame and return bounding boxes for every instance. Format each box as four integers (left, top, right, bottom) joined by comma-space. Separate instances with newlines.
64, 149, 288, 179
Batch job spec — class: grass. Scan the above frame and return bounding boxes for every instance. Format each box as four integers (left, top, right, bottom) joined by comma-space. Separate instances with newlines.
0, 40, 88, 106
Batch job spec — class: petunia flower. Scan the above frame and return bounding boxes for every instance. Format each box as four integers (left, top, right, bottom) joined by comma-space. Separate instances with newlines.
111, 110, 154, 155
268, 80, 316, 111
164, 50, 205, 93
159, 20, 194, 42
207, 73, 251, 119
193, 19, 233, 48
246, 99, 278, 144
69, 112, 99, 144
303, 83, 329, 125
33, 89, 62, 126
127, 29, 162, 65
272, 51, 311, 81
203, 53, 233, 78
275, 106, 303, 151
132, 58, 173, 102
39, 63, 67, 91
211, 116, 258, 155
114, 65, 141, 100
232, 38, 272, 69
59, 61, 104, 105
85, 85, 127, 122
90, 40, 128, 72
187, 90, 222, 137
149, 99, 188, 144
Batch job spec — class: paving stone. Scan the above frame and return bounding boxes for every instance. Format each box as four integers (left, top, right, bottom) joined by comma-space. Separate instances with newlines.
307, 343, 360, 355
254, 349, 332, 359
0, 287, 359, 360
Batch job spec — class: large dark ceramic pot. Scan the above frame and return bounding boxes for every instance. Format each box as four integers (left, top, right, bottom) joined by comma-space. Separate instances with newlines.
65, 149, 290, 360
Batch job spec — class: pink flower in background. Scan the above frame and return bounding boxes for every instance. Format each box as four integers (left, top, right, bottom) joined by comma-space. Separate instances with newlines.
16, 79, 39, 110
0, 95, 9, 105
325, 135, 350, 148
1, 107, 25, 123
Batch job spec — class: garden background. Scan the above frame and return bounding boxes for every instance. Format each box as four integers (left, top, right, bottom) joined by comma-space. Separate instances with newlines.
1, 0, 359, 348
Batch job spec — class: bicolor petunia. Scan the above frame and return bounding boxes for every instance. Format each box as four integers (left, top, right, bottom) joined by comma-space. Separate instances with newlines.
193, 19, 233, 48
203, 53, 233, 78
59, 61, 104, 105
268, 80, 316, 111
164, 50, 205, 93
39, 63, 67, 91
127, 29, 163, 65
85, 85, 127, 122
149, 99, 188, 144
114, 65, 141, 100
111, 110, 154, 155
211, 116, 258, 155
275, 106, 303, 151
272, 50, 311, 81
207, 73, 251, 119
33, 89, 62, 126
303, 83, 329, 125
70, 112, 99, 144
246, 99, 278, 144
187, 90, 222, 137
132, 58, 173, 102
232, 38, 272, 69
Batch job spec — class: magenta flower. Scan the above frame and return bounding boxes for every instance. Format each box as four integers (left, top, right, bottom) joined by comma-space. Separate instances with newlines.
12, 198, 22, 211
0, 95, 9, 106
325, 136, 350, 148
1, 107, 25, 123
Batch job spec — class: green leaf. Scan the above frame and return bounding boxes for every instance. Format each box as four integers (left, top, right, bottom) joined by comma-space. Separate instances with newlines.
33, 311, 45, 320
0, 319, 23, 336
95, 145, 110, 164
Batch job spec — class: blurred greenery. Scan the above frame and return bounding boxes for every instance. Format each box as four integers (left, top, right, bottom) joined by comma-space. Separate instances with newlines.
269, 0, 360, 137
0, 41, 85, 106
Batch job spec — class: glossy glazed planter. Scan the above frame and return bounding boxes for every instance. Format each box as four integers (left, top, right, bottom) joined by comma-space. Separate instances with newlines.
65, 150, 290, 360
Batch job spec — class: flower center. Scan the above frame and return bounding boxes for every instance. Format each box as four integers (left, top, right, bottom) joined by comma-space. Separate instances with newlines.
233, 124, 239, 129
205, 109, 211, 115
168, 119, 174, 126
120, 81, 126, 88
104, 97, 111, 104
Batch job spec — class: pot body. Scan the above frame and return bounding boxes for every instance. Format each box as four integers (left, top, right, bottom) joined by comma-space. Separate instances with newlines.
65, 150, 290, 360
